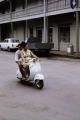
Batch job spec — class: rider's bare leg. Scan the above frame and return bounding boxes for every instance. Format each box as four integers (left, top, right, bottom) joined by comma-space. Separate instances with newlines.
24, 65, 30, 79
19, 64, 27, 80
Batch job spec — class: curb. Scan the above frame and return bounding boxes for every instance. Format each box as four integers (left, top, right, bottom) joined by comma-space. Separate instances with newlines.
49, 52, 80, 59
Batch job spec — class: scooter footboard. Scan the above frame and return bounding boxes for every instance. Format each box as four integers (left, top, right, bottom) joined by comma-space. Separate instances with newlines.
16, 69, 22, 79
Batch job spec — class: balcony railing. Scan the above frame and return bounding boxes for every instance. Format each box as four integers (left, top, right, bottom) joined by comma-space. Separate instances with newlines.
0, 13, 10, 23
0, 0, 79, 24
12, 4, 44, 19
47, 0, 70, 12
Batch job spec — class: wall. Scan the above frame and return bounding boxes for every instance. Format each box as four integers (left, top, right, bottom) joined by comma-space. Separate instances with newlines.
70, 22, 76, 52
52, 25, 58, 50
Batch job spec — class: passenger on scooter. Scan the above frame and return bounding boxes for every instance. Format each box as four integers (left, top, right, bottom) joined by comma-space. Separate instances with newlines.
20, 42, 39, 80
15, 43, 28, 80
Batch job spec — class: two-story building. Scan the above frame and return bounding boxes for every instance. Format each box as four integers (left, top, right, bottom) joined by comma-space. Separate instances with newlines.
0, 0, 79, 52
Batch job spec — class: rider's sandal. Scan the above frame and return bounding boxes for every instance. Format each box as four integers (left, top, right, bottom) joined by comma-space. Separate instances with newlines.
25, 75, 29, 81
22, 77, 26, 81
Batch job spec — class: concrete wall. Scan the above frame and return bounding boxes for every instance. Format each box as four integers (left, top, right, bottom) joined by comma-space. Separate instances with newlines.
70, 22, 76, 52
53, 25, 58, 50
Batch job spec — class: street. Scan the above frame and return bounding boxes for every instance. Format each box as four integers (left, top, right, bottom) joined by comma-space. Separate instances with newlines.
0, 51, 80, 120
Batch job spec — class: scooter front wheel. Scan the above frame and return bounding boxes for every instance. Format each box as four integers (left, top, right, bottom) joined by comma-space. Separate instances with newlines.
35, 79, 44, 89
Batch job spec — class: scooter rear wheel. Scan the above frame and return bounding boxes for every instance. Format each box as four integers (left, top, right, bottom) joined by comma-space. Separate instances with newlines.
35, 80, 44, 89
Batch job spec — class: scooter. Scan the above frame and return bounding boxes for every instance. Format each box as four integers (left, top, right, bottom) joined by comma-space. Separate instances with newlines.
16, 59, 44, 89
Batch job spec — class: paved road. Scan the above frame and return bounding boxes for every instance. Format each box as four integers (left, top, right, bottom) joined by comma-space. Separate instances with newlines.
0, 51, 80, 120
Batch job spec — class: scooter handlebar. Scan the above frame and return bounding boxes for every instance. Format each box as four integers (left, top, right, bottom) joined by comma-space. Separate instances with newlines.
29, 58, 40, 63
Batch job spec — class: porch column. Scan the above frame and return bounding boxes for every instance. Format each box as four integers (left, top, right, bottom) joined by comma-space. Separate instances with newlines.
76, 0, 79, 52
0, 25, 1, 41
9, 0, 14, 38
43, 0, 48, 43
25, 0, 28, 40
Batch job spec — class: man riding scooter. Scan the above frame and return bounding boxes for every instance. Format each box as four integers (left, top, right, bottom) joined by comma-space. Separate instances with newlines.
15, 42, 28, 80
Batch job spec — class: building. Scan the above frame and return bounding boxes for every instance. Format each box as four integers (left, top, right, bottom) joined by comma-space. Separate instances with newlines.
0, 0, 79, 52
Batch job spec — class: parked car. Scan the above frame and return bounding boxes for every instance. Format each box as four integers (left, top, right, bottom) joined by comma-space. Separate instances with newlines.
26, 37, 54, 55
0, 38, 20, 51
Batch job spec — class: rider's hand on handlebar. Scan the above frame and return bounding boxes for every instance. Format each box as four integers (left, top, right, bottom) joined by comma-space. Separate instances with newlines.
33, 57, 40, 62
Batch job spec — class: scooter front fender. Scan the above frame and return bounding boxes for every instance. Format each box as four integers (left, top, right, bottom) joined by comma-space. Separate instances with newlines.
34, 74, 44, 81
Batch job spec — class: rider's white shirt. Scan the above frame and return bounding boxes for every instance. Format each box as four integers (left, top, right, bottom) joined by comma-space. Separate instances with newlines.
15, 50, 21, 62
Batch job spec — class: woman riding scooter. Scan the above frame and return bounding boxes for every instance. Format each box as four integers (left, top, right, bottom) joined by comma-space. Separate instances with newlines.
20, 42, 39, 80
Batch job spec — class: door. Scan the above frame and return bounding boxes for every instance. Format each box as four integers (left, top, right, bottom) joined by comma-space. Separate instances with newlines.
58, 25, 70, 51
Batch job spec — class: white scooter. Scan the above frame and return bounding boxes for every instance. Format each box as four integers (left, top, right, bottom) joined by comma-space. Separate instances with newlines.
16, 59, 44, 89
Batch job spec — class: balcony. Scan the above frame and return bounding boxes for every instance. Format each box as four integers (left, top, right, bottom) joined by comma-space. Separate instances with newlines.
0, 0, 79, 24
12, 4, 44, 21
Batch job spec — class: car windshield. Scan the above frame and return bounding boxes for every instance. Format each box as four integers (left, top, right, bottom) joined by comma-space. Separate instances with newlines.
12, 40, 19, 43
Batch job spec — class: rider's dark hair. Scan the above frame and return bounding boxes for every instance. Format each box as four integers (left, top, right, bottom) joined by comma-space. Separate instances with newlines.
20, 41, 27, 47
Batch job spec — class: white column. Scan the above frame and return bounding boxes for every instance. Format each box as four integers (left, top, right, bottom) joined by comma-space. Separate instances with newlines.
43, 0, 48, 43
0, 25, 1, 41
25, 0, 28, 40
9, 0, 14, 38
76, 0, 79, 52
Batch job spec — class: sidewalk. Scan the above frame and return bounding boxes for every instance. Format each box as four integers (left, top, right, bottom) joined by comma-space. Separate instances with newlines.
50, 50, 80, 59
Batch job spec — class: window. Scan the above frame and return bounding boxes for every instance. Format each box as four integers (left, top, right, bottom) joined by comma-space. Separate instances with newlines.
12, 39, 19, 43
58, 25, 70, 43
4, 40, 8, 42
